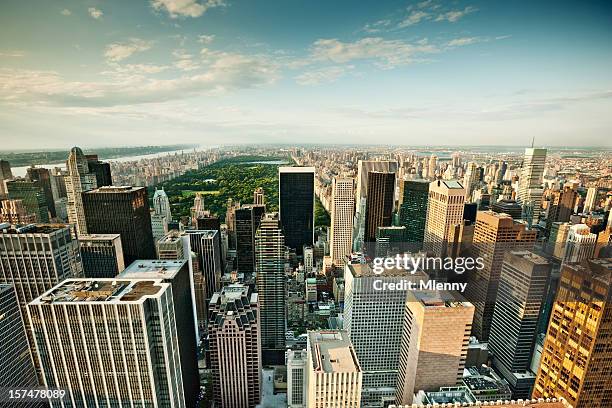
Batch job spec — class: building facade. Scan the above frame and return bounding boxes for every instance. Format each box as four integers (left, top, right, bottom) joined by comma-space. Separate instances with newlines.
65, 147, 97, 235
279, 167, 315, 255
79, 233, 125, 278
423, 180, 466, 257
329, 177, 354, 266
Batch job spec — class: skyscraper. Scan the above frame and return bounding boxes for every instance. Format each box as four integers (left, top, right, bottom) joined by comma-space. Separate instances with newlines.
463, 161, 479, 201
0, 224, 82, 360
563, 224, 596, 263
255, 212, 286, 364
185, 229, 222, 301
306, 331, 362, 408
395, 291, 474, 405
157, 230, 186, 260
488, 251, 551, 399
287, 349, 308, 408
398, 178, 429, 246
0, 284, 39, 405
79, 233, 125, 278
545, 184, 578, 235
236, 204, 265, 275
329, 177, 354, 265
208, 284, 261, 408
466, 211, 537, 341
423, 180, 466, 257
119, 260, 199, 406
85, 154, 113, 187
0, 160, 13, 197
83, 186, 156, 265
533, 259, 612, 407
26, 166, 56, 218
363, 171, 395, 247
0, 198, 37, 224
28, 278, 187, 407
583, 187, 598, 213
6, 179, 49, 222
254, 187, 265, 206
153, 188, 172, 220
517, 148, 547, 224
344, 263, 428, 407
65, 146, 97, 235
279, 166, 315, 255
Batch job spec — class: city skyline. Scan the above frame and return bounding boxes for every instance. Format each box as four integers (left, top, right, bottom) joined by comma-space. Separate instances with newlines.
1, 0, 612, 149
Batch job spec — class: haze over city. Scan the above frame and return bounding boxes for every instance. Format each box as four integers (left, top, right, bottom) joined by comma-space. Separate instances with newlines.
1, 0, 612, 149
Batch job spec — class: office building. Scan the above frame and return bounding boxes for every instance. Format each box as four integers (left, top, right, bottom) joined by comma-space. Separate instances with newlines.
85, 154, 113, 187
6, 179, 49, 222
0, 199, 37, 224
83, 186, 156, 265
236, 204, 265, 275
533, 259, 612, 407
28, 279, 186, 407
545, 185, 578, 235
491, 199, 523, 220
79, 233, 125, 278
376, 225, 406, 257
287, 349, 308, 408
547, 222, 571, 259
461, 366, 513, 402
157, 230, 186, 260
0, 224, 82, 358
255, 213, 286, 364
395, 291, 474, 405
254, 187, 265, 206
279, 166, 314, 255
398, 179, 429, 246
0, 284, 39, 406
151, 212, 168, 242
355, 160, 399, 211
563, 224, 596, 263
153, 188, 172, 220
329, 177, 354, 265
65, 146, 97, 235
185, 229, 222, 301
208, 284, 261, 408
517, 148, 547, 224
364, 171, 395, 246
423, 180, 466, 257
306, 331, 362, 408
583, 187, 598, 213
26, 166, 56, 218
488, 251, 551, 398
466, 211, 536, 341
344, 263, 428, 407
119, 260, 199, 406
0, 160, 12, 197
463, 162, 480, 201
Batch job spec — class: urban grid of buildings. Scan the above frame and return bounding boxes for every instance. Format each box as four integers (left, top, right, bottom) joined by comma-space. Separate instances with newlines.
0, 142, 610, 408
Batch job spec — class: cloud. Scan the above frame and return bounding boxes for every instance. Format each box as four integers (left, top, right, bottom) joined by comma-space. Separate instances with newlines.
309, 37, 438, 68
197, 34, 216, 44
362, 19, 391, 34
398, 10, 430, 27
172, 49, 200, 71
151, 0, 226, 18
435, 6, 477, 23
88, 7, 103, 19
104, 39, 153, 62
447, 37, 480, 47
295, 66, 353, 86
61, 9, 72, 16
0, 51, 25, 57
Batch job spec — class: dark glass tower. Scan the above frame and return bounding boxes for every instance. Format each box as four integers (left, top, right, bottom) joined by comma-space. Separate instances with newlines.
85, 154, 113, 187
279, 167, 314, 255
6, 179, 49, 222
398, 179, 429, 245
364, 171, 395, 244
236, 204, 265, 275
26, 166, 56, 218
82, 186, 156, 265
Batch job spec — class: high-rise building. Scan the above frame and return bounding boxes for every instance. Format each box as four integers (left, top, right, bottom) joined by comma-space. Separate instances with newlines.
547, 222, 571, 259
26, 166, 56, 218
364, 172, 395, 247
563, 224, 596, 263
255, 212, 286, 364
428, 154, 438, 180
0, 284, 39, 406
0, 224, 82, 361
119, 260, 199, 406
488, 251, 551, 399
151, 212, 169, 242
287, 349, 308, 408
79, 233, 125, 278
463, 162, 480, 201
279, 167, 315, 255
6, 179, 49, 222
153, 188, 172, 220
491, 199, 523, 220
83, 186, 156, 265
65, 146, 97, 235
196, 214, 224, 270
157, 230, 187, 260
355, 160, 399, 211
236, 204, 265, 275
306, 331, 362, 408
0, 160, 13, 197
583, 187, 598, 213
254, 187, 265, 206
423, 180, 466, 257
533, 259, 612, 407
375, 225, 406, 257
344, 263, 428, 407
208, 284, 261, 408
28, 278, 187, 407
185, 229, 222, 301
395, 291, 474, 405
329, 177, 354, 265
517, 148, 547, 224
545, 185, 578, 235
0, 199, 37, 224
398, 179, 429, 246
466, 211, 537, 341
85, 154, 113, 187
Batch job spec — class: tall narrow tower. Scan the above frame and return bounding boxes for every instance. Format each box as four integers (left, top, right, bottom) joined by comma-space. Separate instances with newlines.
279, 167, 314, 255
517, 148, 547, 224
423, 180, 466, 257
65, 146, 97, 235
329, 177, 354, 265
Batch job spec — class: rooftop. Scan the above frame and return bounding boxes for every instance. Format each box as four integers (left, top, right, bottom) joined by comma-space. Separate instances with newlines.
0, 223, 70, 235
508, 250, 550, 265
411, 291, 472, 309
119, 259, 187, 280
31, 279, 166, 305
78, 234, 121, 241
84, 186, 144, 194
309, 330, 361, 374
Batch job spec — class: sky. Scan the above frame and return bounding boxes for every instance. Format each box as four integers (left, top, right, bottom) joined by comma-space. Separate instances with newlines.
1, 0, 611, 150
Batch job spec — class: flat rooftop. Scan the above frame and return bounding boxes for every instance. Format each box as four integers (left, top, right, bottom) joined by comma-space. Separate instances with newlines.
78, 234, 121, 241
0, 223, 70, 235
309, 331, 361, 374
509, 250, 550, 265
84, 186, 143, 194
32, 279, 166, 305
119, 259, 187, 280
412, 291, 472, 308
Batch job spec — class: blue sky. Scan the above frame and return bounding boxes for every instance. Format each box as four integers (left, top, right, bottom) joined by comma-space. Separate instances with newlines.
1, 0, 611, 149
